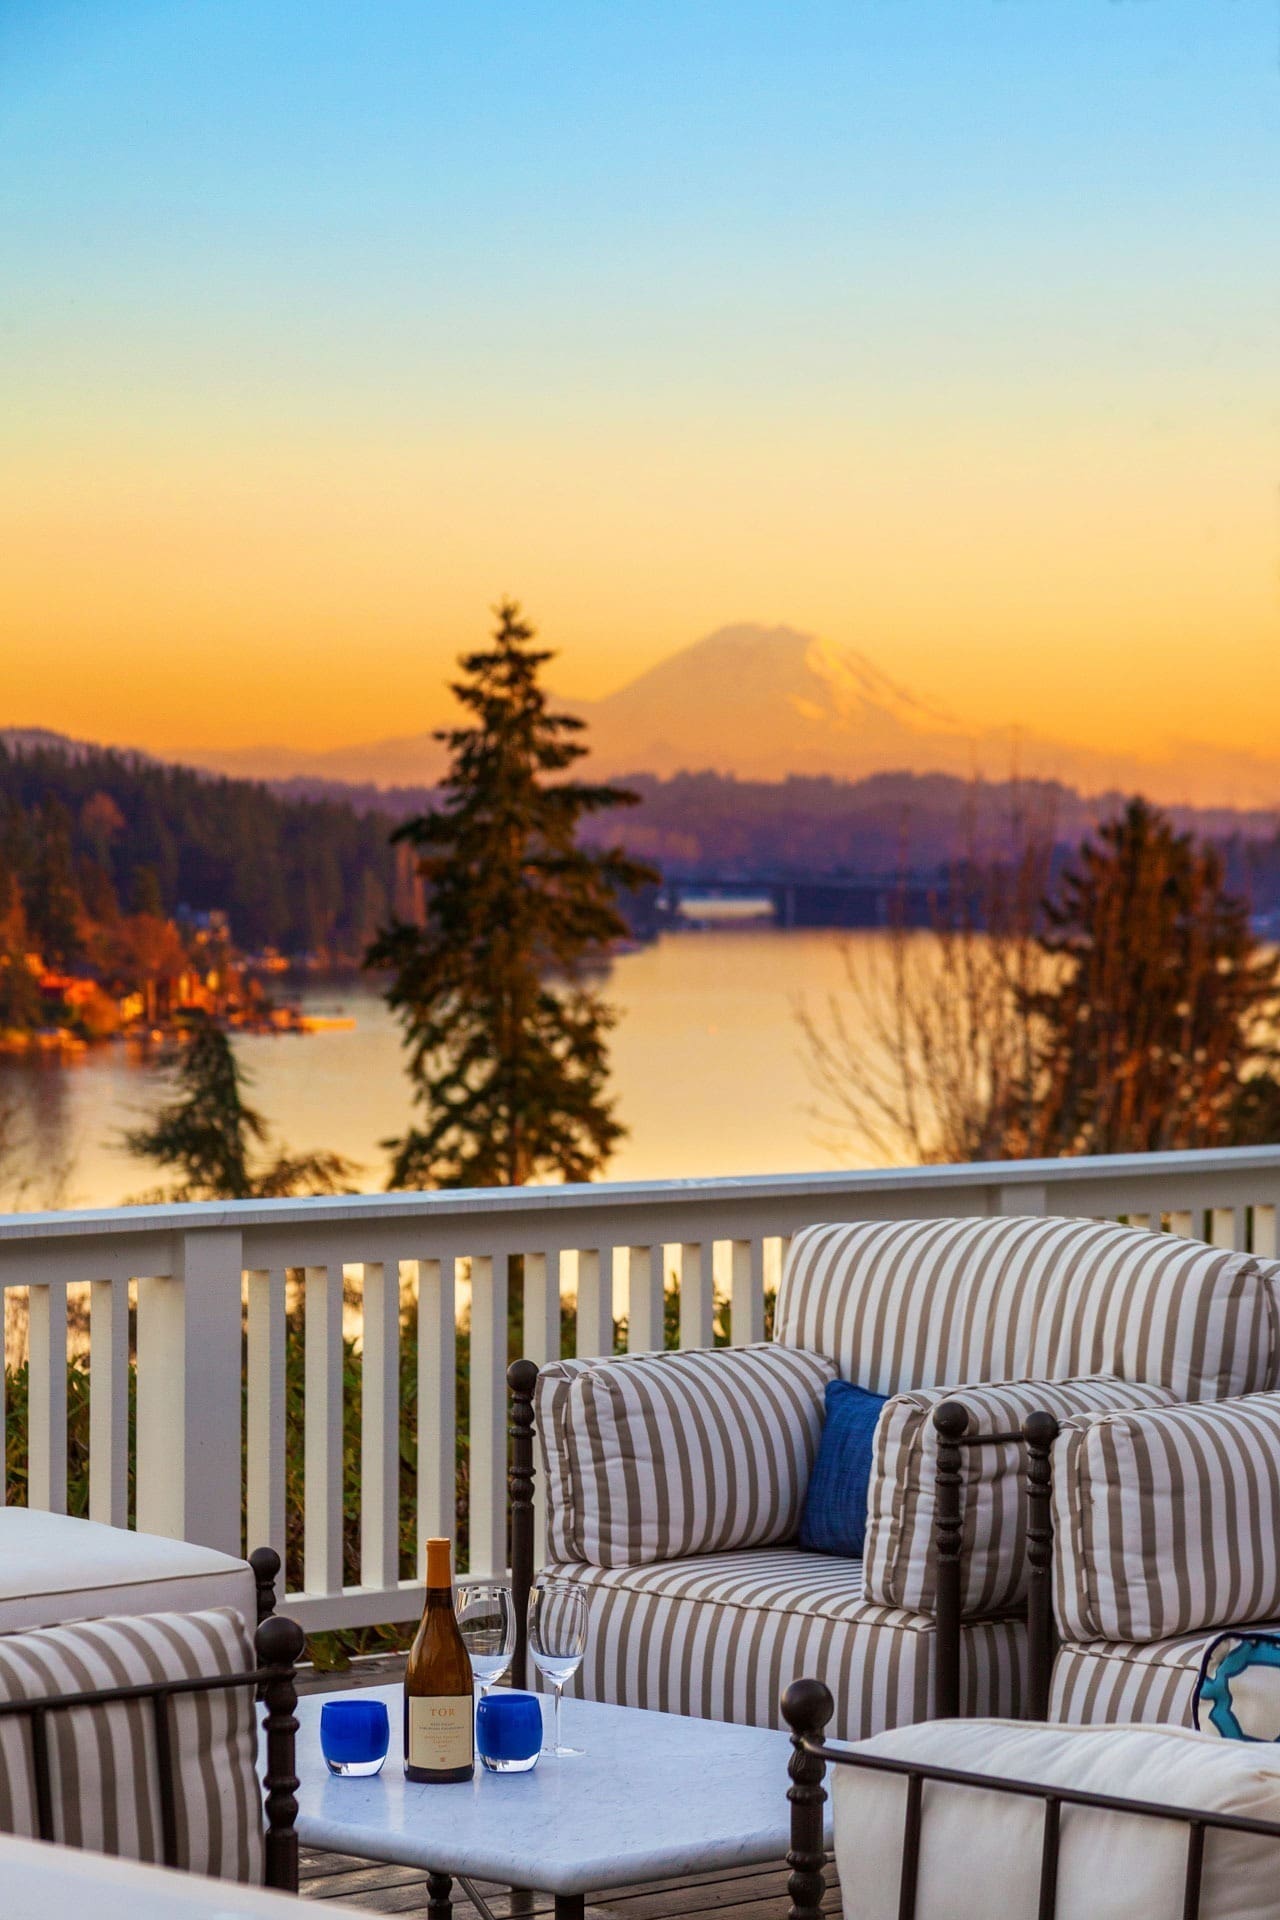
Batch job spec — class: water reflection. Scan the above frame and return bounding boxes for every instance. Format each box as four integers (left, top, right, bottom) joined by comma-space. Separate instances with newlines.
0, 1060, 84, 1211
0, 929, 889, 1211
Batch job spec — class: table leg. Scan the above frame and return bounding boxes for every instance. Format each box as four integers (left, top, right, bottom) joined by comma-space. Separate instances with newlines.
553, 1897, 585, 1920
427, 1870, 453, 1920
508, 1892, 536, 1916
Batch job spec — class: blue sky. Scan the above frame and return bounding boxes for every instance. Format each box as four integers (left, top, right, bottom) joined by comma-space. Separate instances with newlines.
1, 1, 1277, 777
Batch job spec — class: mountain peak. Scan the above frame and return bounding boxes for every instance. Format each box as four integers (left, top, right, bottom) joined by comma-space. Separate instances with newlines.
578, 622, 972, 779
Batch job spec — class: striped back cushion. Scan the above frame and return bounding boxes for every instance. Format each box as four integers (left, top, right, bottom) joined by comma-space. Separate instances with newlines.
562, 1344, 834, 1566
776, 1217, 1277, 1401
861, 1376, 1179, 1614
535, 1356, 618, 1563
0, 1606, 263, 1883
1053, 1392, 1280, 1645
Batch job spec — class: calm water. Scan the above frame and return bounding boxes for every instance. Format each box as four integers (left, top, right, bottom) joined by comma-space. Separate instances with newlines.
0, 929, 882, 1211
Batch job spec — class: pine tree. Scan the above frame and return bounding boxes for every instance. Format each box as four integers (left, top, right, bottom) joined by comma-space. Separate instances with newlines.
1026, 798, 1280, 1154
28, 797, 84, 966
366, 601, 659, 1188
124, 1012, 356, 1200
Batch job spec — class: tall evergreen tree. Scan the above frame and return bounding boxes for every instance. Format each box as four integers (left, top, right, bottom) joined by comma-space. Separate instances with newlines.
366, 601, 658, 1188
124, 1013, 356, 1199
1026, 798, 1280, 1154
28, 797, 83, 966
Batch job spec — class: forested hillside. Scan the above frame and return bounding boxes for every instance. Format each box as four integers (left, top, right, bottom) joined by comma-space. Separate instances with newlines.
0, 741, 398, 956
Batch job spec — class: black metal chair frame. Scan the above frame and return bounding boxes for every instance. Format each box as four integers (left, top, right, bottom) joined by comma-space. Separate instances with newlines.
781, 1675, 1280, 1920
505, 1358, 1062, 1722
0, 1608, 306, 1893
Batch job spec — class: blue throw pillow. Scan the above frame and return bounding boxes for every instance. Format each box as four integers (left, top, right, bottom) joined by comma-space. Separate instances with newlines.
797, 1379, 888, 1557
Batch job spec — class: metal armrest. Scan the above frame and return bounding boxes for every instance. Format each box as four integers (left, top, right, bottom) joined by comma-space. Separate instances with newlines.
507, 1358, 540, 1689
930, 1400, 1059, 1720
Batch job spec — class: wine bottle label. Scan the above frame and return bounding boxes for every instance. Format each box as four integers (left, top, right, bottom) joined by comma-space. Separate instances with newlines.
407, 1695, 474, 1772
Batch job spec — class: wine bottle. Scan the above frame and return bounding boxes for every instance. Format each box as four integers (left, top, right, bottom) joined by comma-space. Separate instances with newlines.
404, 1537, 475, 1783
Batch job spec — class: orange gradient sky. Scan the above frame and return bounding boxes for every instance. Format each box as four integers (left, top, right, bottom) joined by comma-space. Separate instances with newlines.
1, 2, 1277, 781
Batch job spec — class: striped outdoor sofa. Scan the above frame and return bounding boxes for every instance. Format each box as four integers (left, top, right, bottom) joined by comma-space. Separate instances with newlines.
1045, 1388, 1280, 1727
512, 1214, 1280, 1742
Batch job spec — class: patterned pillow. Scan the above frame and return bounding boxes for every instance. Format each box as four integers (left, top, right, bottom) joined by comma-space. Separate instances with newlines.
861, 1375, 1179, 1614
562, 1344, 834, 1566
1053, 1391, 1280, 1644
0, 1606, 263, 1883
1195, 1632, 1280, 1741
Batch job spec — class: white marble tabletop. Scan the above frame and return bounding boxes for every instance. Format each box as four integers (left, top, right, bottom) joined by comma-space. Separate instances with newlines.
291, 1687, 830, 1896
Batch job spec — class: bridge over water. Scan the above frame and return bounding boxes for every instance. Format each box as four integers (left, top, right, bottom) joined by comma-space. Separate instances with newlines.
659, 873, 941, 929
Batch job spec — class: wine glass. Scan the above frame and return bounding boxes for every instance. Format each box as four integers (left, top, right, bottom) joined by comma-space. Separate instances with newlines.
527, 1580, 588, 1757
457, 1582, 515, 1698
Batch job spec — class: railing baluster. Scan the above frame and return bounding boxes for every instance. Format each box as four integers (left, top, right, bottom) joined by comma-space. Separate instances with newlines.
1255, 1206, 1278, 1260
246, 1267, 288, 1567
361, 1260, 401, 1591
679, 1241, 715, 1351
415, 1254, 457, 1552
304, 1264, 344, 1596
522, 1251, 561, 1369
89, 1275, 129, 1528
626, 1244, 664, 1352
575, 1247, 615, 1357
27, 1281, 67, 1514
521, 1251, 561, 1571
468, 1254, 508, 1577
730, 1238, 764, 1346
1210, 1208, 1238, 1251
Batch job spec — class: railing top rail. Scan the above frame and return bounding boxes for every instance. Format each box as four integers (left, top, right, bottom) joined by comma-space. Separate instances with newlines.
2, 1145, 1280, 1241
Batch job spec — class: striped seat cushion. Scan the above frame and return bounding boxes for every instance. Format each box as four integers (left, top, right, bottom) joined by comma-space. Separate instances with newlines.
545, 1543, 1028, 1743
862, 1376, 1179, 1613
561, 1345, 833, 1566
1047, 1623, 1280, 1728
0, 1606, 263, 1883
1053, 1391, 1280, 1644
776, 1217, 1278, 1401
547, 1549, 1027, 1738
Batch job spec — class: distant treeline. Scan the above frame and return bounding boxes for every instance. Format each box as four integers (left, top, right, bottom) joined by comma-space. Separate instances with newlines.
579, 770, 1280, 906
0, 743, 399, 956
5, 744, 1279, 958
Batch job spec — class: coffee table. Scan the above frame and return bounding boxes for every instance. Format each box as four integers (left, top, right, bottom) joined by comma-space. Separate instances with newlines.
292, 1686, 830, 1920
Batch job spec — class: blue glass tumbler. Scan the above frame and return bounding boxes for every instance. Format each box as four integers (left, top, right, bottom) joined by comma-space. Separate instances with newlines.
475, 1690, 542, 1774
321, 1698, 390, 1777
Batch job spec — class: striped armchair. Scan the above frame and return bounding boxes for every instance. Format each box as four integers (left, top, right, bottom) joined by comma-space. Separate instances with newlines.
1046, 1389, 1280, 1727
0, 1604, 305, 1888
510, 1216, 1280, 1743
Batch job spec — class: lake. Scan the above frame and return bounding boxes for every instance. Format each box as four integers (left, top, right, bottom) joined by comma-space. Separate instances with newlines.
0, 929, 892, 1212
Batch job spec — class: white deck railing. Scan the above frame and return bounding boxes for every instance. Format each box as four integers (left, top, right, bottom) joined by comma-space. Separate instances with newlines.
3, 1148, 1279, 1631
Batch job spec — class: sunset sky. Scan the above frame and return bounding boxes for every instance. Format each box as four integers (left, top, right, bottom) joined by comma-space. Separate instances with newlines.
1, 1, 1277, 780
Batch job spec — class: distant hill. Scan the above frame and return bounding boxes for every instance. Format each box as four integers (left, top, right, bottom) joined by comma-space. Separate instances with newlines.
0, 735, 401, 956
6, 724, 1280, 929
579, 768, 1280, 896
171, 623, 1280, 808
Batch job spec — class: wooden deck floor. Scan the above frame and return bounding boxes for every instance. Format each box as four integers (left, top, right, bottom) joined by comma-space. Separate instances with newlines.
300, 1846, 837, 1920
295, 1658, 836, 1920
